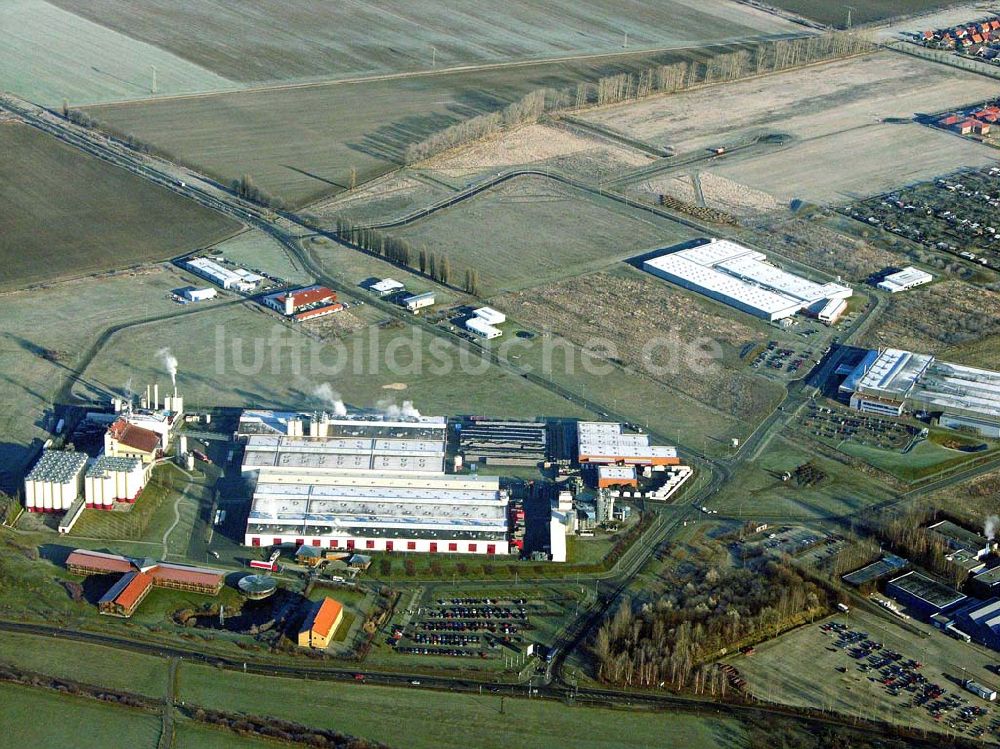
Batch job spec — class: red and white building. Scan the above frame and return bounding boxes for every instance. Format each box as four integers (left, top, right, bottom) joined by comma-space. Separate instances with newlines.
264, 285, 344, 321
241, 411, 511, 555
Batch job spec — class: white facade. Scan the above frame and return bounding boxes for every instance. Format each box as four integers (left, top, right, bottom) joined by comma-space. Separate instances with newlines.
878, 267, 933, 293
84, 454, 148, 508
371, 278, 405, 296
549, 510, 569, 563
184, 287, 217, 302
185, 257, 261, 292
24, 450, 88, 513
472, 307, 506, 325
816, 297, 848, 324
403, 292, 435, 312
644, 239, 851, 321
466, 316, 502, 339
242, 411, 509, 555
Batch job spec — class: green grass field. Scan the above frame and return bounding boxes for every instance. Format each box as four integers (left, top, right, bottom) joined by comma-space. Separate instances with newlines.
174, 722, 289, 749
207, 230, 312, 285
0, 265, 232, 492
53, 0, 795, 83
837, 439, 994, 483
0, 631, 167, 697
177, 662, 747, 749
0, 0, 235, 105
0, 124, 239, 290
393, 175, 694, 295
70, 302, 594, 423
0, 682, 162, 748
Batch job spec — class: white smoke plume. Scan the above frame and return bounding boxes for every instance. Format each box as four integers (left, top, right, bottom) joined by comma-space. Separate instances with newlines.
985, 515, 1000, 541
312, 383, 348, 417
122, 376, 134, 401
156, 347, 178, 388
377, 399, 421, 421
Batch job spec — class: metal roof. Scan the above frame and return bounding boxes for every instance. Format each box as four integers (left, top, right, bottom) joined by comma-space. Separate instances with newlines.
26, 450, 88, 483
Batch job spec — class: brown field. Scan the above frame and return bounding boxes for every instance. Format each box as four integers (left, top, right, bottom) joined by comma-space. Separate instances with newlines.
767, 0, 970, 28
52, 0, 798, 83
496, 266, 786, 424
0, 124, 239, 290
581, 52, 1000, 205
861, 279, 1000, 356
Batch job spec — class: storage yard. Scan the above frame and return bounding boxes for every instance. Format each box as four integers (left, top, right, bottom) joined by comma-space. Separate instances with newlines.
0, 124, 238, 290
737, 608, 1000, 738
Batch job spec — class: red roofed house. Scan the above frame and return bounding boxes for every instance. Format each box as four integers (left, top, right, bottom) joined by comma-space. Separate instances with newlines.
974, 120, 991, 135
298, 597, 344, 649
264, 285, 343, 322
939, 114, 962, 127
105, 418, 161, 463
991, 20, 1000, 30
956, 120, 976, 135
922, 30, 935, 41
66, 548, 136, 576
99, 571, 154, 617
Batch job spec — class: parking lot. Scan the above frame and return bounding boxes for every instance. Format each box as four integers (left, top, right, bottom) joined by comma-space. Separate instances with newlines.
737, 608, 1000, 738
749, 340, 822, 378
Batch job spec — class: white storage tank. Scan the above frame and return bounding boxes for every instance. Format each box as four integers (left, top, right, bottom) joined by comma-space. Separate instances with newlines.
23, 450, 87, 513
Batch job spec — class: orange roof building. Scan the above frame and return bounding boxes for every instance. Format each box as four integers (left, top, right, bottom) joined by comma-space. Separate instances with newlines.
297, 597, 344, 649
105, 418, 161, 463
98, 571, 153, 618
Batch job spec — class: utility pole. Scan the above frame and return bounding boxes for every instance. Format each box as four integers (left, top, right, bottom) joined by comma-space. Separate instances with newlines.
150, 65, 157, 95
623, 31, 629, 49
431, 46, 436, 67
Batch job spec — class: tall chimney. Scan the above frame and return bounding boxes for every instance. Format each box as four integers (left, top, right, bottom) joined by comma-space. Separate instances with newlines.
153, 383, 159, 410
146, 385, 151, 408
285, 293, 295, 316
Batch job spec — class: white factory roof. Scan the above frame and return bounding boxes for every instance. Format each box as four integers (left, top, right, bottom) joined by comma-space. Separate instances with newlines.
237, 410, 446, 437
466, 316, 502, 337
577, 422, 677, 462
371, 278, 405, 294
598, 465, 638, 480
26, 450, 88, 482
185, 257, 259, 288
472, 307, 506, 325
913, 360, 1000, 419
643, 239, 851, 321
243, 433, 446, 475
851, 348, 934, 399
878, 266, 933, 293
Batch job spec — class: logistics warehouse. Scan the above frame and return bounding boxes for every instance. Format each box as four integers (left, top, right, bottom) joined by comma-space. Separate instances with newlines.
643, 239, 852, 322
239, 411, 511, 555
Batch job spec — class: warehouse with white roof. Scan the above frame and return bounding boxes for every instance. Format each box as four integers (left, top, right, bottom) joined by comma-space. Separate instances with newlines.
241, 410, 510, 554
643, 239, 852, 321
840, 348, 1000, 437
878, 267, 933, 294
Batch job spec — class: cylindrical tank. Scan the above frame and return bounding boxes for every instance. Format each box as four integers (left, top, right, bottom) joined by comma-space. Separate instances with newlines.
42, 481, 53, 512
453, 455, 464, 471
25, 481, 36, 512
186, 454, 195, 471
102, 474, 114, 507
204, 413, 211, 424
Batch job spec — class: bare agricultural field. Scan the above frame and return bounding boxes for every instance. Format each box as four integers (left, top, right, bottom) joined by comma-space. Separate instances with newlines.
0, 124, 240, 290
709, 122, 998, 205
84, 46, 790, 206
425, 122, 654, 180
860, 279, 1000, 356
51, 0, 799, 83
311, 173, 453, 226
583, 52, 1000, 204
70, 304, 592, 424
767, 0, 970, 28
0, 265, 230, 491
497, 266, 786, 425
639, 171, 781, 218
393, 175, 695, 294
0, 0, 235, 106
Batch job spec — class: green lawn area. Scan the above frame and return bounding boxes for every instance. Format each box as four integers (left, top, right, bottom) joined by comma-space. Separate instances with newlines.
0, 631, 167, 698
177, 662, 747, 749
0, 682, 162, 749
837, 439, 994, 483
174, 721, 288, 749
207, 230, 312, 285
69, 470, 172, 541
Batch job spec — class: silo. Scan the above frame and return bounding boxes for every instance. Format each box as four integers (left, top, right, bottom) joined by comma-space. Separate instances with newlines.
25, 479, 36, 512
101, 474, 114, 508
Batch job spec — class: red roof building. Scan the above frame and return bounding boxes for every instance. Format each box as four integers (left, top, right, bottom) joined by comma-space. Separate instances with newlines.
66, 549, 135, 575
99, 571, 154, 617
264, 285, 338, 318
106, 418, 161, 459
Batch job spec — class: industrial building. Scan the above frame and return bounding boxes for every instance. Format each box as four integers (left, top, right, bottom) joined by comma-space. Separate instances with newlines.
971, 566, 1000, 598
934, 598, 1000, 652
67, 548, 225, 618
241, 411, 511, 555
84, 454, 149, 508
885, 570, 967, 617
183, 287, 217, 302
403, 291, 435, 313
842, 554, 909, 587
457, 419, 549, 466
24, 450, 88, 513
927, 520, 994, 559
465, 306, 506, 339
185, 257, 263, 292
263, 285, 344, 322
370, 278, 405, 296
298, 597, 344, 649
643, 239, 852, 322
577, 422, 679, 466
839, 348, 1000, 437
597, 465, 638, 488
105, 418, 162, 463
878, 267, 933, 293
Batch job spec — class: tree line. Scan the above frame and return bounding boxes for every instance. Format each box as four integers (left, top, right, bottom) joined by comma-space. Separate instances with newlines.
333, 218, 481, 293
593, 539, 829, 691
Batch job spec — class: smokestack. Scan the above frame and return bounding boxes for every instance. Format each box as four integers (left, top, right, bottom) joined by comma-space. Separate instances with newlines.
153, 383, 159, 410
146, 384, 151, 408
285, 293, 295, 316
